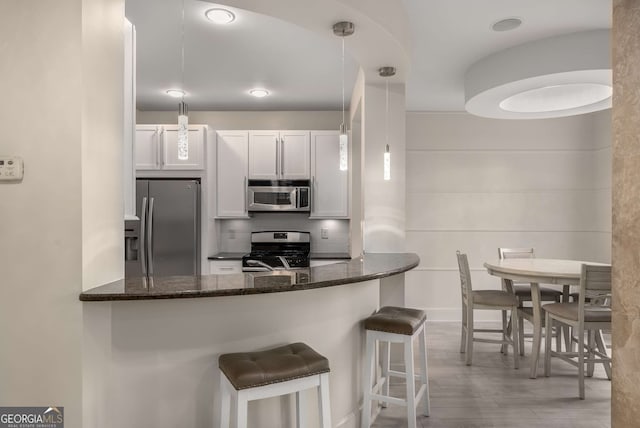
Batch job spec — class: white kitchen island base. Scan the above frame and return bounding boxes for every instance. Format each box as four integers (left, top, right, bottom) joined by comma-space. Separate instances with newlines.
83, 280, 380, 428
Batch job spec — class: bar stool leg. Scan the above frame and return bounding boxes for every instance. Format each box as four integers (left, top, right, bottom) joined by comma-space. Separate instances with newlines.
318, 373, 332, 428
404, 336, 417, 428
380, 340, 390, 408
361, 331, 375, 428
296, 390, 307, 428
418, 325, 430, 416
236, 391, 248, 428
220, 375, 231, 428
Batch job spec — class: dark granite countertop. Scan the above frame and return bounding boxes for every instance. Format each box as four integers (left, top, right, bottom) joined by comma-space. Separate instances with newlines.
308, 252, 351, 260
80, 253, 419, 301
207, 252, 352, 260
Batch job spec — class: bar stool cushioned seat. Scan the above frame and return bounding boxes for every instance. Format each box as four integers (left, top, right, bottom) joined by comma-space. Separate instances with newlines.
364, 306, 426, 335
219, 342, 329, 390
219, 342, 332, 428
361, 306, 430, 428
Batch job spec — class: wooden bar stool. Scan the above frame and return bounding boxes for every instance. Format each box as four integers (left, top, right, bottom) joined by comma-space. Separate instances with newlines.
361, 306, 430, 428
219, 342, 331, 428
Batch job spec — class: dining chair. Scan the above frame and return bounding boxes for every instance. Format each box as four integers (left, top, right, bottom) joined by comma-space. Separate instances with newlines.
498, 247, 563, 355
543, 264, 612, 399
456, 251, 519, 368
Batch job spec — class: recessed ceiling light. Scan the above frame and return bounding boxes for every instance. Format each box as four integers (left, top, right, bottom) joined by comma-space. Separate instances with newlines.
205, 8, 235, 24
499, 83, 612, 113
166, 89, 185, 98
492, 18, 522, 32
249, 89, 269, 98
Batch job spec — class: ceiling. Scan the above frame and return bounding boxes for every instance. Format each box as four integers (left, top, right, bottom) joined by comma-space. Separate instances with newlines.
126, 0, 611, 112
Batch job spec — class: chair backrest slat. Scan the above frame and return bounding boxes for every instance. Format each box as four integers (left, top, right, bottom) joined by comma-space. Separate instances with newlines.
579, 264, 612, 317
584, 267, 612, 291
498, 247, 535, 260
456, 251, 473, 299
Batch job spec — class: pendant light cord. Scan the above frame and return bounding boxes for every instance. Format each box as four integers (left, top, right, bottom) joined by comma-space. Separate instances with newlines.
180, 0, 185, 102
341, 37, 345, 128
385, 78, 389, 146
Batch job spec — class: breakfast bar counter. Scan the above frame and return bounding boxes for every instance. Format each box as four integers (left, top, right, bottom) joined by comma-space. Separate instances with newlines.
80, 253, 419, 301
81, 253, 419, 428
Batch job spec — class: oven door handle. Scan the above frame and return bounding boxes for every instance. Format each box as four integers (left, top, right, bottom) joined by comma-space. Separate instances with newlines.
245, 259, 275, 271
277, 256, 291, 270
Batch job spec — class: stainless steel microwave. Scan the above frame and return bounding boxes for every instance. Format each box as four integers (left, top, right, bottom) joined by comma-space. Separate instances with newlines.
247, 180, 310, 212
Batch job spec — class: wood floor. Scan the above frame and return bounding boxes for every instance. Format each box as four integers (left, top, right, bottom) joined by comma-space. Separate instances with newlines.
371, 322, 611, 428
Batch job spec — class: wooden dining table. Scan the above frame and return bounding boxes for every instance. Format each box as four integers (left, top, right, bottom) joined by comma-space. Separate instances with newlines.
483, 258, 610, 379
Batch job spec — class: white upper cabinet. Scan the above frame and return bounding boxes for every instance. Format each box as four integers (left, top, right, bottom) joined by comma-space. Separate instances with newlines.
310, 131, 349, 218
216, 131, 249, 218
135, 125, 160, 170
248, 131, 310, 180
281, 131, 311, 180
162, 125, 205, 170
135, 124, 205, 170
248, 131, 279, 179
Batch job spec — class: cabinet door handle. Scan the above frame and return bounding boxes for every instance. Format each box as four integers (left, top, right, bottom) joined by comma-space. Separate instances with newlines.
280, 137, 285, 176
157, 127, 164, 168
275, 137, 279, 178
219, 266, 234, 271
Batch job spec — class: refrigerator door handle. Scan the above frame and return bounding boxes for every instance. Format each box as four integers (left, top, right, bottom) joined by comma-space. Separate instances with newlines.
139, 196, 148, 276
147, 197, 155, 276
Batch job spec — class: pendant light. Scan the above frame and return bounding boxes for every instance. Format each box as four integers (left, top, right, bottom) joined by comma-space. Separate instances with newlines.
333, 21, 354, 171
177, 0, 189, 161
379, 66, 395, 181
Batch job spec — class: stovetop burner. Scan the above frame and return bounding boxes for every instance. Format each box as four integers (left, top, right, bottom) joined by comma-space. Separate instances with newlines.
242, 231, 310, 272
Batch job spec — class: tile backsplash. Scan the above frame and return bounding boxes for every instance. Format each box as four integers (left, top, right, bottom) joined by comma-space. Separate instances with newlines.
215, 213, 349, 254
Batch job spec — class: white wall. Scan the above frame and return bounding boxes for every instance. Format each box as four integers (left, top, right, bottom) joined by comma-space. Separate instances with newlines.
362, 81, 406, 253
405, 110, 612, 321
0, 1, 124, 427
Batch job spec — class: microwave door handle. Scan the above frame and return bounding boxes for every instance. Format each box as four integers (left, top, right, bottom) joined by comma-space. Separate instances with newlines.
244, 176, 247, 214
292, 188, 299, 209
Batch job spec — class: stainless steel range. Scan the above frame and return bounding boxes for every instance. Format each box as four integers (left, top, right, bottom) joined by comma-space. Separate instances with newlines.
242, 231, 310, 272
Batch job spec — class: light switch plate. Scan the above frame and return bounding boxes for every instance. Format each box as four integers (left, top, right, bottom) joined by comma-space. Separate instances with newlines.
0, 156, 24, 182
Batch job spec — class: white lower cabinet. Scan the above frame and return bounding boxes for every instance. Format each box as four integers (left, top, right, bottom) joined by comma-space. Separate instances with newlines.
209, 260, 242, 275
310, 131, 349, 218
135, 124, 205, 170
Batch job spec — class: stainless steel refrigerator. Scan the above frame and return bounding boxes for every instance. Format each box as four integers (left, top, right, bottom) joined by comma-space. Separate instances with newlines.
125, 179, 200, 277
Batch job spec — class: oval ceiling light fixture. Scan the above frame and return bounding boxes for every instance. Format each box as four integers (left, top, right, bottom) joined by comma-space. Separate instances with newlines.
492, 17, 522, 32
499, 83, 612, 113
205, 8, 235, 24
249, 88, 269, 98
166, 89, 185, 98
464, 30, 612, 119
